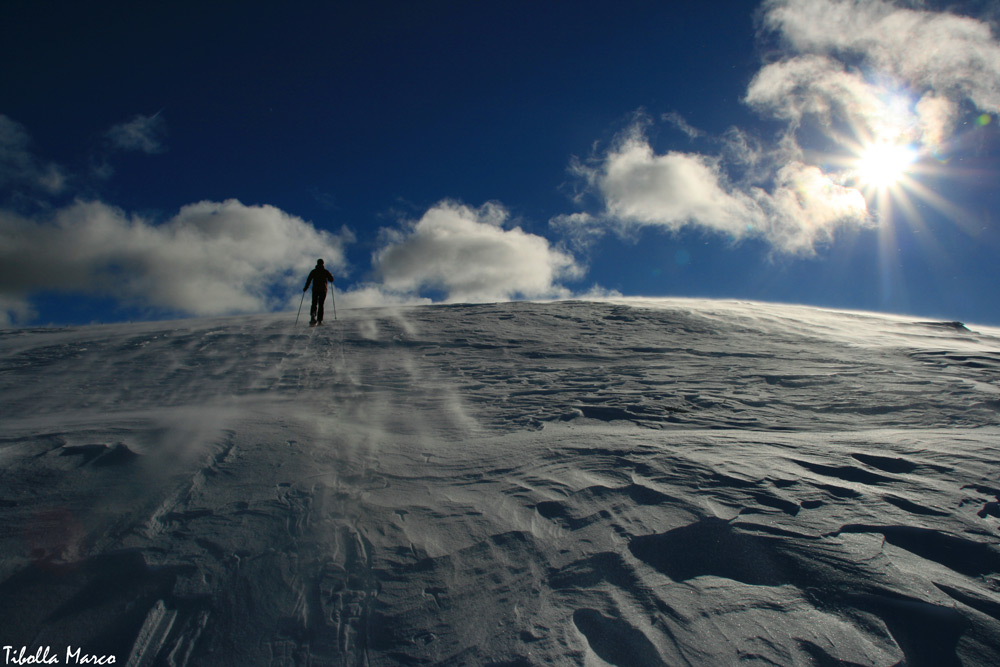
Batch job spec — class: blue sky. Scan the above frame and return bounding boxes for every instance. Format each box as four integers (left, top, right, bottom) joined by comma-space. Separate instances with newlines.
2, 0, 999, 327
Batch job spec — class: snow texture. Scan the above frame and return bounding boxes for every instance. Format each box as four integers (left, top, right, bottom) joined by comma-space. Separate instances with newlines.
2, 298, 1000, 666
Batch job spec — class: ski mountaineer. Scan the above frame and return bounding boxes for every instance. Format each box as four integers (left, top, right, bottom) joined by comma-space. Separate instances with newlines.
303, 259, 334, 326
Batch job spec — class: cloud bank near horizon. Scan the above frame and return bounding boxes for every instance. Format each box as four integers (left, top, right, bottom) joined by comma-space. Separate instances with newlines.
0, 199, 351, 325
0, 196, 588, 325
558, 0, 1000, 255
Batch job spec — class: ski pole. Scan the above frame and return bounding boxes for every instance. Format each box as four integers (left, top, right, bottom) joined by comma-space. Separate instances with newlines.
295, 290, 305, 325
331, 287, 337, 321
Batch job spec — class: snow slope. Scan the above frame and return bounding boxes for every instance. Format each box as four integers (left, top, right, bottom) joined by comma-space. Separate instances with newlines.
2, 298, 1000, 666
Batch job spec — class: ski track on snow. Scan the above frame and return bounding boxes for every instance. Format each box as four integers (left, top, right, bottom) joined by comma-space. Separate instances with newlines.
1, 298, 1000, 665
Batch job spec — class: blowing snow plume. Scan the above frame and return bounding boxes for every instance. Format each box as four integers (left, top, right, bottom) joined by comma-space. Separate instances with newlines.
2, 298, 1000, 665
559, 0, 1000, 255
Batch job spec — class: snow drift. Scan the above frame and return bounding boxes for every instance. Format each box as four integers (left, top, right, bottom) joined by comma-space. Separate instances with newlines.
2, 298, 1000, 666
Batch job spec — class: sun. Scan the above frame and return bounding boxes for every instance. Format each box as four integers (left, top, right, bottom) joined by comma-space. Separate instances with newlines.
855, 140, 918, 189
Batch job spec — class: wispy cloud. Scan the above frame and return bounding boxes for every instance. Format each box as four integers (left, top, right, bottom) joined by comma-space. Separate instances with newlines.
662, 111, 705, 140
106, 112, 167, 154
558, 0, 1000, 255
0, 115, 67, 196
375, 200, 582, 302
0, 199, 351, 325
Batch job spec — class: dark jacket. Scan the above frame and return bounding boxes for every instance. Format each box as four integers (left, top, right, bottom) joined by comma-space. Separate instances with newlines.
304, 267, 334, 292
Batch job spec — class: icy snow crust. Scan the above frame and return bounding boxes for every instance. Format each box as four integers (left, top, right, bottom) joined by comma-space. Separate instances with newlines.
2, 298, 1000, 666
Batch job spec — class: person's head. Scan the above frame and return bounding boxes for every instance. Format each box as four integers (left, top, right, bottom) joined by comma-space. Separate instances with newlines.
317, 259, 324, 266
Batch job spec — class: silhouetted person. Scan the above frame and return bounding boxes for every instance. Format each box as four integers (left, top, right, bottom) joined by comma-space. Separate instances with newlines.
303, 259, 334, 325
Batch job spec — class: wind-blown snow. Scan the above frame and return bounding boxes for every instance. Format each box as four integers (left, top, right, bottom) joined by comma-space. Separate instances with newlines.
2, 298, 1000, 665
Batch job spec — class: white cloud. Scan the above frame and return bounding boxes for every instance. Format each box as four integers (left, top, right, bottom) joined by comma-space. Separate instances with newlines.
755, 161, 870, 254
560, 124, 869, 255
574, 127, 761, 238
763, 0, 1000, 112
758, 0, 1000, 142
914, 94, 957, 148
106, 112, 166, 154
745, 54, 889, 129
375, 200, 582, 302
558, 0, 999, 256
0, 199, 351, 324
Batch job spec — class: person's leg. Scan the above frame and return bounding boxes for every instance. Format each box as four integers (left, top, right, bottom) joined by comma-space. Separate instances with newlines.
310, 291, 320, 323
316, 290, 326, 323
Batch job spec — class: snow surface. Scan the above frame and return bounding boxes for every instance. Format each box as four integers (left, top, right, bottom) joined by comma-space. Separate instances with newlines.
2, 298, 1000, 666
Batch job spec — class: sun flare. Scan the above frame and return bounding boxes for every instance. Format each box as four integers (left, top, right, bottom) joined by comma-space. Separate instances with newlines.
855, 140, 918, 189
